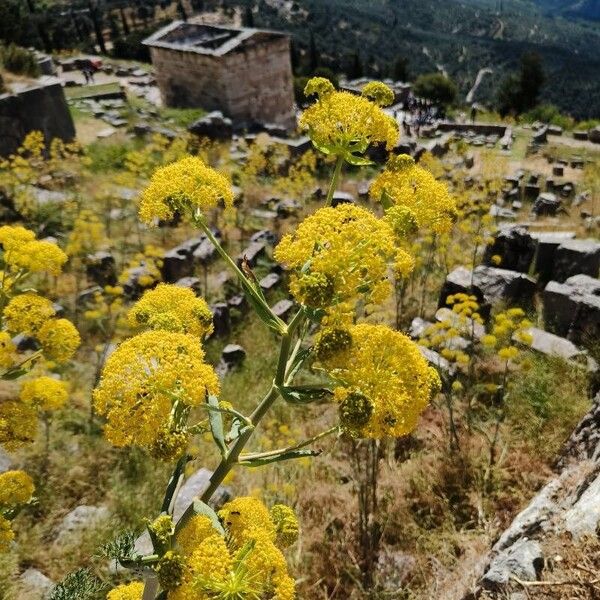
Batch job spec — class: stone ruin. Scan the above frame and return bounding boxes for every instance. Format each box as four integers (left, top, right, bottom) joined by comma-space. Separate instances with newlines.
0, 77, 75, 157
143, 21, 295, 131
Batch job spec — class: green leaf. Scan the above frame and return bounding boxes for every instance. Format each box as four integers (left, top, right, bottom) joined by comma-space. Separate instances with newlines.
240, 449, 321, 467
207, 395, 227, 457
192, 499, 225, 536
1, 367, 29, 380
303, 306, 325, 324
279, 385, 333, 405
380, 189, 394, 210
287, 348, 313, 381
344, 152, 374, 166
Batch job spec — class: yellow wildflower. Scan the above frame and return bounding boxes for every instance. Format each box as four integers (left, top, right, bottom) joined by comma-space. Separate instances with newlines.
371, 154, 457, 234
20, 377, 68, 411
0, 515, 14, 553
270, 504, 300, 547
0, 400, 37, 450
128, 284, 213, 338
0, 332, 14, 368
498, 346, 519, 360
139, 156, 233, 224
93, 331, 219, 449
274, 204, 398, 310
106, 582, 144, 600
219, 496, 275, 547
4, 293, 55, 335
177, 514, 218, 556
37, 318, 81, 363
319, 323, 439, 438
0, 470, 34, 507
299, 77, 398, 162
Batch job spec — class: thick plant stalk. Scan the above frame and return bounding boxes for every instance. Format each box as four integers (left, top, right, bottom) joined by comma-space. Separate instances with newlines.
325, 155, 344, 207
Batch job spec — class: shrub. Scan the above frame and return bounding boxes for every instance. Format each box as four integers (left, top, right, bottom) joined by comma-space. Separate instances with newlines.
413, 72, 458, 106
0, 43, 40, 77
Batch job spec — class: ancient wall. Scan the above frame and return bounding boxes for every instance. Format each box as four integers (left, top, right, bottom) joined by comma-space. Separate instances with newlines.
221, 36, 295, 129
150, 36, 295, 129
0, 78, 75, 157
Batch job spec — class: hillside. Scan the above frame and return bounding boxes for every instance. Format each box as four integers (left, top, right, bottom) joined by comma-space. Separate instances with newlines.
532, 0, 600, 21
245, 0, 600, 118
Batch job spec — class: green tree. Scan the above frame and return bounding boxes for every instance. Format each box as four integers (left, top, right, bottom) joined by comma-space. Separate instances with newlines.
413, 72, 458, 106
497, 52, 545, 116
520, 51, 545, 112
348, 51, 363, 79
392, 56, 408, 81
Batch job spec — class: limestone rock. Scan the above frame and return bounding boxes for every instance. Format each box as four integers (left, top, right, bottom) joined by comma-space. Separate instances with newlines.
55, 505, 109, 544
86, 251, 117, 286
17, 568, 54, 600
552, 239, 600, 282
483, 225, 536, 273
482, 539, 543, 590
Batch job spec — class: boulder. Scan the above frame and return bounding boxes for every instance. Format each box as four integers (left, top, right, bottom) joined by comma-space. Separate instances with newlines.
210, 302, 231, 338
192, 238, 216, 265
0, 447, 12, 473
188, 111, 234, 140
408, 317, 432, 339
237, 241, 266, 268
589, 126, 600, 144
532, 192, 561, 216
274, 198, 301, 217
175, 276, 203, 294
227, 294, 247, 313
86, 251, 117, 286
547, 125, 563, 136
221, 344, 246, 368
483, 226, 536, 273
530, 231, 576, 282
55, 505, 109, 544
17, 568, 54, 600
162, 248, 194, 283
481, 539, 543, 590
331, 191, 355, 207
121, 265, 156, 299
439, 266, 536, 316
518, 327, 596, 371
272, 299, 294, 321
552, 239, 600, 282
250, 229, 278, 245
531, 126, 548, 145
259, 272, 280, 292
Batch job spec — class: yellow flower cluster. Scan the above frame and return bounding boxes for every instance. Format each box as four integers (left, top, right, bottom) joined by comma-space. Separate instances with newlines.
0, 470, 34, 507
171, 497, 297, 600
299, 77, 398, 162
20, 376, 68, 411
107, 581, 144, 600
129, 284, 214, 338
0, 470, 34, 553
3, 293, 55, 336
274, 204, 409, 312
0, 225, 67, 277
0, 400, 37, 450
319, 323, 439, 438
118, 245, 164, 292
37, 319, 81, 364
419, 294, 483, 365
93, 330, 219, 450
65, 210, 107, 257
139, 156, 234, 224
370, 154, 457, 234
484, 307, 533, 361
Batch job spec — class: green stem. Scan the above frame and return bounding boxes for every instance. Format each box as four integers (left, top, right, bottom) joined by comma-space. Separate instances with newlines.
325, 155, 344, 207
240, 425, 338, 461
160, 454, 189, 515
174, 309, 305, 536
194, 215, 286, 334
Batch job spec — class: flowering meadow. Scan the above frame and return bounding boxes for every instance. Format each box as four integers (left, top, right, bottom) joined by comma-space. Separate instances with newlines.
0, 78, 595, 600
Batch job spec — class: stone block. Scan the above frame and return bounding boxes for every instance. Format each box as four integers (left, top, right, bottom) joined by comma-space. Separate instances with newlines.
483, 225, 536, 273
86, 251, 117, 286
552, 239, 600, 282
531, 231, 576, 282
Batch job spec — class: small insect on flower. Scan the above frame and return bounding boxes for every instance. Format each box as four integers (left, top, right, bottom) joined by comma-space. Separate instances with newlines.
299, 77, 398, 164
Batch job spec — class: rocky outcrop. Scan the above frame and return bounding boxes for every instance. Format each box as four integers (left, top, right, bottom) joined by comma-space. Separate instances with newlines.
464, 394, 600, 598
